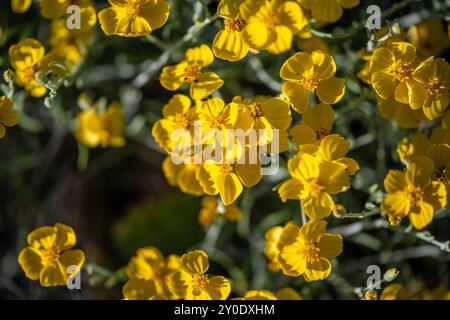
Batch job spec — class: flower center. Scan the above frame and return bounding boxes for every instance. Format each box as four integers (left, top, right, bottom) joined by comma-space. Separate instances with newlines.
426, 76, 442, 97
264, 11, 279, 27
125, 0, 143, 16
406, 185, 423, 203
315, 128, 328, 140
184, 63, 202, 83
173, 113, 189, 129
23, 67, 36, 82
225, 18, 247, 32
299, 78, 319, 92
307, 178, 325, 197
390, 60, 413, 82
191, 274, 209, 292
42, 245, 60, 266
300, 242, 320, 264
219, 163, 234, 174
248, 102, 262, 119
431, 166, 447, 183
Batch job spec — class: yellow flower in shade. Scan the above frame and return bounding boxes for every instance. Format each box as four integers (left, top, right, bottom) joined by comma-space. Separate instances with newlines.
11, 0, 32, 13
376, 95, 426, 129
280, 51, 345, 114
407, 56, 450, 120
240, 0, 308, 54
379, 283, 405, 300
125, 246, 180, 299
297, 0, 360, 23
168, 250, 231, 300
198, 196, 242, 227
75, 101, 126, 148
162, 156, 204, 196
276, 220, 343, 281
122, 278, 161, 300
426, 144, 450, 207
9, 38, 47, 97
381, 157, 447, 229
396, 132, 431, 164
98, 0, 170, 37
160, 45, 224, 100
233, 96, 292, 151
18, 223, 85, 287
278, 152, 350, 219
299, 134, 360, 175
0, 96, 20, 139
290, 103, 334, 149
239, 290, 277, 300
152, 94, 199, 153
39, 0, 96, 20
237, 288, 302, 300
213, 0, 249, 61
264, 226, 283, 272
370, 41, 420, 104
407, 19, 450, 59
297, 28, 330, 54
197, 154, 262, 206
275, 287, 302, 300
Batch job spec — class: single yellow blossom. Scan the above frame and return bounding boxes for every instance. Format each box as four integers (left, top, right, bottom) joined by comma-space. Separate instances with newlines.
264, 226, 283, 272
407, 19, 450, 59
277, 220, 343, 281
11, 0, 32, 13
0, 96, 20, 139
18, 223, 85, 287
296, 0, 360, 23
168, 250, 231, 300
280, 51, 345, 113
160, 45, 224, 100
99, 0, 170, 37
381, 157, 446, 229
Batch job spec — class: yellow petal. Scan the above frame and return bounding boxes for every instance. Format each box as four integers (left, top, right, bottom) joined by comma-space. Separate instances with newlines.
217, 172, 243, 205
241, 22, 274, 50
205, 276, 231, 300
190, 72, 224, 100
18, 247, 44, 280
213, 29, 249, 62
303, 257, 331, 281
278, 179, 304, 202
316, 77, 346, 104
185, 44, 214, 67
54, 223, 77, 251
180, 250, 209, 275
409, 202, 434, 230
384, 170, 406, 194
282, 81, 310, 113
267, 25, 293, 55
302, 192, 334, 219
39, 264, 67, 287
318, 233, 343, 259
280, 52, 314, 81
371, 71, 396, 100
311, 0, 342, 23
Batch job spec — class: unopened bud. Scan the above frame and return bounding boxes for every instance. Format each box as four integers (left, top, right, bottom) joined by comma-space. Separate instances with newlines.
383, 268, 400, 282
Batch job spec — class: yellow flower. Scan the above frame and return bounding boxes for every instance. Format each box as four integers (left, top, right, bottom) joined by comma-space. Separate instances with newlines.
160, 45, 224, 100
377, 94, 426, 129
365, 291, 378, 300
299, 134, 360, 175
239, 290, 277, 300
407, 56, 450, 120
276, 220, 343, 281
198, 196, 242, 227
381, 157, 447, 229
426, 144, 450, 207
152, 94, 199, 153
213, 0, 249, 61
407, 19, 450, 59
122, 278, 161, 300
11, 0, 32, 13
297, 28, 330, 54
8, 38, 47, 97
168, 250, 231, 300
297, 0, 360, 23
233, 96, 291, 150
197, 155, 262, 206
0, 96, 20, 139
75, 101, 126, 148
280, 51, 345, 113
237, 288, 302, 300
279, 152, 350, 219
18, 223, 85, 287
162, 156, 204, 196
379, 283, 405, 300
396, 132, 431, 164
98, 0, 170, 37
125, 246, 180, 299
370, 41, 420, 104
275, 287, 302, 300
240, 0, 307, 54
264, 226, 283, 272
290, 104, 335, 147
